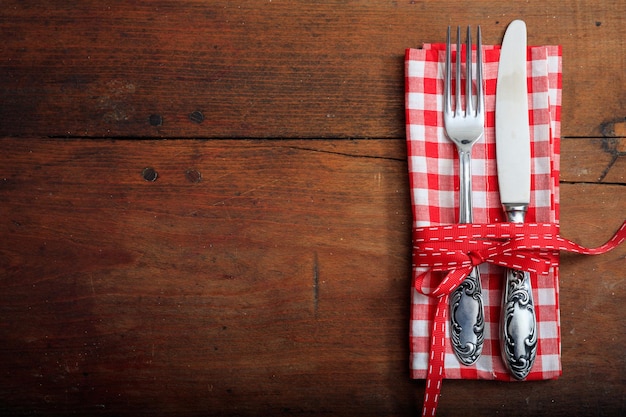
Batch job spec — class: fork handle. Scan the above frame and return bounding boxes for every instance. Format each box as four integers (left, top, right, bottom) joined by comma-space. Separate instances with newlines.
500, 203, 537, 379
450, 149, 484, 365
450, 265, 484, 365
458, 150, 473, 223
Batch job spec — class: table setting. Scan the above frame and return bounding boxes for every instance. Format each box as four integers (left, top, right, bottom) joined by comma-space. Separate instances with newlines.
405, 19, 625, 416
1, 3, 625, 415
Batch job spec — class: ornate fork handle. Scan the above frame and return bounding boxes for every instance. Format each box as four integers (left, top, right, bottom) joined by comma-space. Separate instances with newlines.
450, 266, 485, 364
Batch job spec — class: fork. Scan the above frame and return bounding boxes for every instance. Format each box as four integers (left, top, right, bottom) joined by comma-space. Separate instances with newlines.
444, 26, 485, 366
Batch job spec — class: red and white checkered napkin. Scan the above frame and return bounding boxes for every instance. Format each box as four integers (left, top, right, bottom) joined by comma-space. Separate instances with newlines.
405, 43, 563, 384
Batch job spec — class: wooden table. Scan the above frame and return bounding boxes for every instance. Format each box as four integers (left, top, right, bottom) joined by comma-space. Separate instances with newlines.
1, 1, 624, 416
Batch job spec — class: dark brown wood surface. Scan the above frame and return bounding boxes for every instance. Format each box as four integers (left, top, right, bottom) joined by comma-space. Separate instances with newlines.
1, 1, 624, 416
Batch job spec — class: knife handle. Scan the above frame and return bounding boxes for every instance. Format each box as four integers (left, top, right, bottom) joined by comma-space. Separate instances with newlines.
450, 266, 484, 365
500, 267, 537, 380
500, 203, 537, 379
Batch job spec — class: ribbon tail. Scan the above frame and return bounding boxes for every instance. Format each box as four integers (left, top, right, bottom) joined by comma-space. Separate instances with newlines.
421, 294, 448, 417
557, 221, 626, 255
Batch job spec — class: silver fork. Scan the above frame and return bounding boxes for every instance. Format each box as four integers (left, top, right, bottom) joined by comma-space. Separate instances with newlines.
444, 26, 485, 366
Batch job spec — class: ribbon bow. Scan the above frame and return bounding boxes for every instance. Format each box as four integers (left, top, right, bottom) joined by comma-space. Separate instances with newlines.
414, 221, 626, 417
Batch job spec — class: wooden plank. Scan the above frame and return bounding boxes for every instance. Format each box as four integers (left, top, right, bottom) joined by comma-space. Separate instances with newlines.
1, 0, 625, 139
559, 137, 625, 184
0, 138, 624, 416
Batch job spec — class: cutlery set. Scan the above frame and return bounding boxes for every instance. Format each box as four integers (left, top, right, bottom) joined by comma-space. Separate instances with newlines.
444, 20, 537, 379
410, 18, 623, 416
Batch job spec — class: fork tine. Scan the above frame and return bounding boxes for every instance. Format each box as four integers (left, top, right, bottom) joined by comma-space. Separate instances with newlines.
444, 26, 451, 115
466, 26, 473, 116
454, 26, 462, 117
445, 25, 484, 120
476, 26, 483, 114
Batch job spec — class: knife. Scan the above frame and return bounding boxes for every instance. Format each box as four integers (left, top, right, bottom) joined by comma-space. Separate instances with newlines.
495, 19, 538, 380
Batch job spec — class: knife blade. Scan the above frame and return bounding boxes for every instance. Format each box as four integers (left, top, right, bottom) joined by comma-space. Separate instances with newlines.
495, 19, 538, 380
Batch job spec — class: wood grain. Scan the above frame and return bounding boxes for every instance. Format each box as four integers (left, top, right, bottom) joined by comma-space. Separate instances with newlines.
1, 0, 625, 139
0, 139, 624, 416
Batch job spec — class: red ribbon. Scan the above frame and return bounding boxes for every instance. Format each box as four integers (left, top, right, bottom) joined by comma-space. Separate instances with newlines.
414, 221, 626, 417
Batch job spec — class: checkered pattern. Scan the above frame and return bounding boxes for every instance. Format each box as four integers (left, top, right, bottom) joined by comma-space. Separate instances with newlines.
406, 44, 563, 381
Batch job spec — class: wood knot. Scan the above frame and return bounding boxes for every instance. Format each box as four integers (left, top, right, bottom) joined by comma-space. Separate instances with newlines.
600, 117, 626, 140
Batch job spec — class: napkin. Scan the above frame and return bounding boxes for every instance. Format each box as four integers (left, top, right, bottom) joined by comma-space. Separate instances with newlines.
405, 43, 563, 383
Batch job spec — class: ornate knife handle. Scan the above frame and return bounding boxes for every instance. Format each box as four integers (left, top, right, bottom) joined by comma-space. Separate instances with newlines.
450, 266, 485, 365
501, 267, 537, 379
500, 203, 537, 380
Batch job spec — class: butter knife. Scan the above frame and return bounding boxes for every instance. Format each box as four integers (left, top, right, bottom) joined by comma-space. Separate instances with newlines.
495, 19, 538, 380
